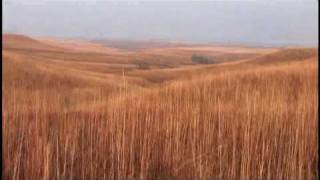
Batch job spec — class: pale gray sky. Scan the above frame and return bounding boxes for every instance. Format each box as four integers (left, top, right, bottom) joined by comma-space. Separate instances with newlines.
3, 0, 318, 46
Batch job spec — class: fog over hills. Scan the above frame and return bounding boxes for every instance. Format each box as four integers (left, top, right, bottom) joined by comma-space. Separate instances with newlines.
3, 0, 318, 47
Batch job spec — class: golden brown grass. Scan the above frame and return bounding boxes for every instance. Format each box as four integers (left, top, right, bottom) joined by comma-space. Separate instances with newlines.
2, 34, 318, 180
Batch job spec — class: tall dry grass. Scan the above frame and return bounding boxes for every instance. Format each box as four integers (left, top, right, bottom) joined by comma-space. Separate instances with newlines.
2, 55, 318, 179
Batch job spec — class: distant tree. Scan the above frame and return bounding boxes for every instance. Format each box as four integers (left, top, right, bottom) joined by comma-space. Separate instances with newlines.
135, 60, 150, 70
191, 54, 211, 64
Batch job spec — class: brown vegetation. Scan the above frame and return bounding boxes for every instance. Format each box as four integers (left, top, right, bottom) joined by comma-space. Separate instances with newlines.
2, 34, 318, 180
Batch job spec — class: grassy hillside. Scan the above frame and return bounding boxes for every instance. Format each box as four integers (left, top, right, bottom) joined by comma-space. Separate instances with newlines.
2, 34, 318, 180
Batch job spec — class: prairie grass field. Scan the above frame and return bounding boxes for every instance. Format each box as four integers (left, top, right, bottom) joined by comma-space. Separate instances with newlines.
2, 34, 318, 180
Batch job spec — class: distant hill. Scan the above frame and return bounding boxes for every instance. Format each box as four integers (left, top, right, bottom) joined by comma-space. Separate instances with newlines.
247, 48, 317, 65
91, 39, 201, 51
3, 34, 64, 52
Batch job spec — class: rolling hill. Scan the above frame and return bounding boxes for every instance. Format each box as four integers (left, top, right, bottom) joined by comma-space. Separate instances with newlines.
2, 34, 318, 180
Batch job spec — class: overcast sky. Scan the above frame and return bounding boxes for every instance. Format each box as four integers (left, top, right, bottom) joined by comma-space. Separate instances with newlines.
3, 0, 318, 46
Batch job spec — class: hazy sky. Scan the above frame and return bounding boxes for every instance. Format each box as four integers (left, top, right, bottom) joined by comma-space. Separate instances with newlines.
3, 0, 318, 46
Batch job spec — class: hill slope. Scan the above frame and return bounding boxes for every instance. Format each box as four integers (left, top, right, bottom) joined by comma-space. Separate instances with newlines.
2, 34, 318, 180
